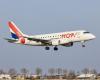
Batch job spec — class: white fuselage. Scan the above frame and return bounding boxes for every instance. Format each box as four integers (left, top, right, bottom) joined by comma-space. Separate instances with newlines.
6, 21, 96, 50
16, 30, 96, 46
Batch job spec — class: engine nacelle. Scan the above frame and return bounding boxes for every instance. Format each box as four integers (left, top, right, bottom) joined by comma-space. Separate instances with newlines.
62, 42, 73, 47
51, 39, 70, 46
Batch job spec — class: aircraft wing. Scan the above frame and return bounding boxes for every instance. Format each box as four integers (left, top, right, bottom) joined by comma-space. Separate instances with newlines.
4, 37, 52, 45
26, 37, 52, 45
4, 38, 18, 43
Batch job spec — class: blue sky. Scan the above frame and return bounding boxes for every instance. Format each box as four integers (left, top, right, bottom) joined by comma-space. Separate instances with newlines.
0, 0, 100, 73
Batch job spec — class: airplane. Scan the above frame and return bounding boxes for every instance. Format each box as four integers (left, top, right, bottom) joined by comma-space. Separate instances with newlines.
5, 21, 96, 51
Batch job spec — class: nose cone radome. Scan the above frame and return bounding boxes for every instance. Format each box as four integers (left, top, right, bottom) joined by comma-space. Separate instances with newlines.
91, 34, 96, 39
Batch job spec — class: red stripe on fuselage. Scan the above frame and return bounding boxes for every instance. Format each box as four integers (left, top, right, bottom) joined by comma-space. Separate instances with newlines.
8, 22, 23, 38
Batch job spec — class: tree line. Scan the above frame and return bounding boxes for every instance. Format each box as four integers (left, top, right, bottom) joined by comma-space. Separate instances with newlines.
0, 67, 98, 79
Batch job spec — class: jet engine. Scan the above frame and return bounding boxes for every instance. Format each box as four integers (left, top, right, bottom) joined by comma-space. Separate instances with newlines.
62, 42, 73, 47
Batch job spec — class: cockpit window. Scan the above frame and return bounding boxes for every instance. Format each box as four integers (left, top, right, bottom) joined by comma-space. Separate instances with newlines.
83, 32, 90, 34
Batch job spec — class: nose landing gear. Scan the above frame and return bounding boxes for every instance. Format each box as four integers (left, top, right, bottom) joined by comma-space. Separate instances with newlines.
82, 44, 85, 47
81, 41, 86, 47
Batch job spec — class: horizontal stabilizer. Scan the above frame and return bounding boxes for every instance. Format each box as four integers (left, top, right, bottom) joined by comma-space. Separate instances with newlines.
4, 38, 18, 43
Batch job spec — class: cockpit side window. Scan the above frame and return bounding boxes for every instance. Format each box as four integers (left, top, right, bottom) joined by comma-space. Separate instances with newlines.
83, 32, 90, 34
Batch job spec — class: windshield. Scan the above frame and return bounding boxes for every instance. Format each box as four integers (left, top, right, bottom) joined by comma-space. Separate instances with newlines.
83, 32, 90, 34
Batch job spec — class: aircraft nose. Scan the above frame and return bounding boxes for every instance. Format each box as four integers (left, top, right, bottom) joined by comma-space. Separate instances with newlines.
91, 34, 96, 39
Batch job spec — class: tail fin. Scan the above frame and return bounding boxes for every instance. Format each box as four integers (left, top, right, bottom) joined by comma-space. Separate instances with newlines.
8, 21, 24, 39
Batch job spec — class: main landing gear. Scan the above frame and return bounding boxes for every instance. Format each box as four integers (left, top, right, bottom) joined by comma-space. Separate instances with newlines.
54, 46, 58, 51
45, 46, 58, 51
45, 46, 50, 50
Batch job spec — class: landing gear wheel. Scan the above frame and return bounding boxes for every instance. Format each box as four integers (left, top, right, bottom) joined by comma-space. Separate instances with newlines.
45, 46, 50, 50
54, 46, 58, 51
82, 45, 85, 47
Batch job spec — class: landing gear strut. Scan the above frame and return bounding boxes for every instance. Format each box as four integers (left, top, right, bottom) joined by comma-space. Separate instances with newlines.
81, 41, 86, 47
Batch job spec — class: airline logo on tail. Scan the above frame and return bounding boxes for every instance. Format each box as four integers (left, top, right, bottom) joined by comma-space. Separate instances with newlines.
8, 22, 23, 39
8, 22, 25, 44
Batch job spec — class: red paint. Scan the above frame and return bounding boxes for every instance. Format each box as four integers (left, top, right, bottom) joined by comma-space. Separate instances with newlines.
61, 33, 76, 38
8, 22, 23, 38
8, 22, 26, 44
20, 38, 25, 44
